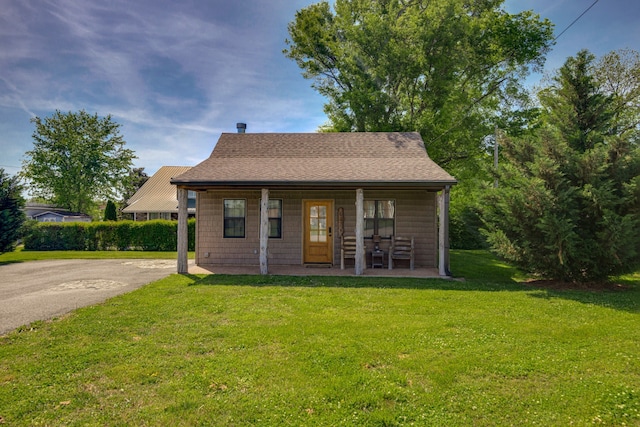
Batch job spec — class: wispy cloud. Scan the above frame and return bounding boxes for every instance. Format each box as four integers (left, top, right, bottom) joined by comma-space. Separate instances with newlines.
0, 0, 324, 174
4, 0, 633, 177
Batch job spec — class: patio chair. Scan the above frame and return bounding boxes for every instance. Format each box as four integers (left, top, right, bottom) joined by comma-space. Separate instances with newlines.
340, 235, 357, 270
388, 236, 414, 270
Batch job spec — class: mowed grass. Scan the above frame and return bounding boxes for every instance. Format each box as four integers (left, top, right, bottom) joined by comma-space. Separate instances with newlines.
0, 251, 638, 426
0, 247, 194, 264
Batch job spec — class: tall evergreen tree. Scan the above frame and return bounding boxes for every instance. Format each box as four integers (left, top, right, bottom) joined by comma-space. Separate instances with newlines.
481, 50, 640, 282
103, 200, 117, 221
0, 169, 26, 254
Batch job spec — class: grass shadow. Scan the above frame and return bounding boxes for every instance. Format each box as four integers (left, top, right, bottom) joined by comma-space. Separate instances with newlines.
449, 249, 527, 284
187, 272, 526, 292
185, 273, 639, 313
526, 287, 639, 313
183, 249, 639, 313
0, 260, 24, 266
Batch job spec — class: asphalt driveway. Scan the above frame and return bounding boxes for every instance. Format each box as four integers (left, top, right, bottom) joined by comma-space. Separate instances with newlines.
0, 259, 180, 335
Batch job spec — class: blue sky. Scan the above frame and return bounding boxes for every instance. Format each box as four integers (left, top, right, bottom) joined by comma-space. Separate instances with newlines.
1, 0, 638, 178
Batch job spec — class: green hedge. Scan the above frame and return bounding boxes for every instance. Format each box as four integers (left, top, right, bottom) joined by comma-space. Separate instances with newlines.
23, 220, 196, 251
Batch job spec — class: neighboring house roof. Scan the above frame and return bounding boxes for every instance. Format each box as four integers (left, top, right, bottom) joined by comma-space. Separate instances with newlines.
171, 132, 456, 189
25, 203, 91, 220
32, 211, 92, 222
123, 166, 194, 213
25, 203, 71, 217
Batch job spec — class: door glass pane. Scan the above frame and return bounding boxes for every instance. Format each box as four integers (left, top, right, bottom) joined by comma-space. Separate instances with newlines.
309, 213, 317, 242
318, 218, 327, 242
309, 204, 329, 243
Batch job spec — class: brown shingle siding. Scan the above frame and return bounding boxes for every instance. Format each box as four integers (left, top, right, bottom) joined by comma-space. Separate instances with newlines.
197, 189, 439, 267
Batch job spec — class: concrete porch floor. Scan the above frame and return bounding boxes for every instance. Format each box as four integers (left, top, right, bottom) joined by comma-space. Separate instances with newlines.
188, 262, 446, 279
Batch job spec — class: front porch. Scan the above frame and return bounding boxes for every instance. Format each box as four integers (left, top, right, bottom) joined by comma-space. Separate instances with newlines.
171, 131, 457, 278
176, 187, 453, 277
188, 262, 447, 279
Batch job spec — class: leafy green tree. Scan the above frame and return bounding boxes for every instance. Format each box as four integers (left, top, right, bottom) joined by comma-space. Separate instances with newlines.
103, 200, 117, 221
594, 48, 640, 135
284, 0, 553, 173
122, 167, 149, 201
481, 50, 640, 282
22, 110, 136, 216
119, 167, 149, 219
0, 169, 26, 254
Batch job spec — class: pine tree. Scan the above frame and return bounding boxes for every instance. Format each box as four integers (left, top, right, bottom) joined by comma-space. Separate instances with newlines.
103, 200, 117, 221
0, 169, 26, 254
481, 50, 640, 282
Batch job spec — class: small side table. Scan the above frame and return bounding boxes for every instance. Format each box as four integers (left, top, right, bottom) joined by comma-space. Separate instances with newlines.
371, 250, 385, 268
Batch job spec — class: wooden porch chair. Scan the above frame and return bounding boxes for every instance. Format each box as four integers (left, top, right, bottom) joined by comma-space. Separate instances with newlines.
340, 235, 357, 270
388, 236, 414, 270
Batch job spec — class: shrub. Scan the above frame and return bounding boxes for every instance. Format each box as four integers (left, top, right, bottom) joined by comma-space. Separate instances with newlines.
103, 200, 117, 221
23, 219, 196, 251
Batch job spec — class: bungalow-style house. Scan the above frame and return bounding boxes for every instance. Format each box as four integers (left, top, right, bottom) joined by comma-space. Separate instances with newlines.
171, 131, 456, 276
24, 203, 92, 222
123, 166, 196, 220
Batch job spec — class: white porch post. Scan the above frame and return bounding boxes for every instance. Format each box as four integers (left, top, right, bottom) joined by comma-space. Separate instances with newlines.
355, 188, 365, 275
438, 185, 451, 276
177, 187, 189, 274
259, 188, 269, 275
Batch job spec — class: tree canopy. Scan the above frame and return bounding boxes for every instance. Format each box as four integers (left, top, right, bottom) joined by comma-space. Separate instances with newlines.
284, 0, 553, 173
481, 50, 640, 282
0, 169, 26, 254
22, 110, 136, 216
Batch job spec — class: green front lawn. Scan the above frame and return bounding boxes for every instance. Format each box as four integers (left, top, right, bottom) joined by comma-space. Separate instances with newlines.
0, 251, 638, 426
0, 247, 194, 264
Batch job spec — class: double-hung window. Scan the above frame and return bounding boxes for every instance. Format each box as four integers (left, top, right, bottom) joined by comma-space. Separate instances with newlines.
364, 200, 395, 238
224, 199, 246, 238
267, 199, 282, 238
187, 190, 197, 209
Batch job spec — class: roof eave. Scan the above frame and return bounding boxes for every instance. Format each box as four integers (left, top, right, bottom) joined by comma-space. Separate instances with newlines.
171, 179, 457, 191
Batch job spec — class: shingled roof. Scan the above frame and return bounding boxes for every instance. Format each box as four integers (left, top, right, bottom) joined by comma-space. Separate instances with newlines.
171, 132, 456, 189
124, 166, 194, 213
